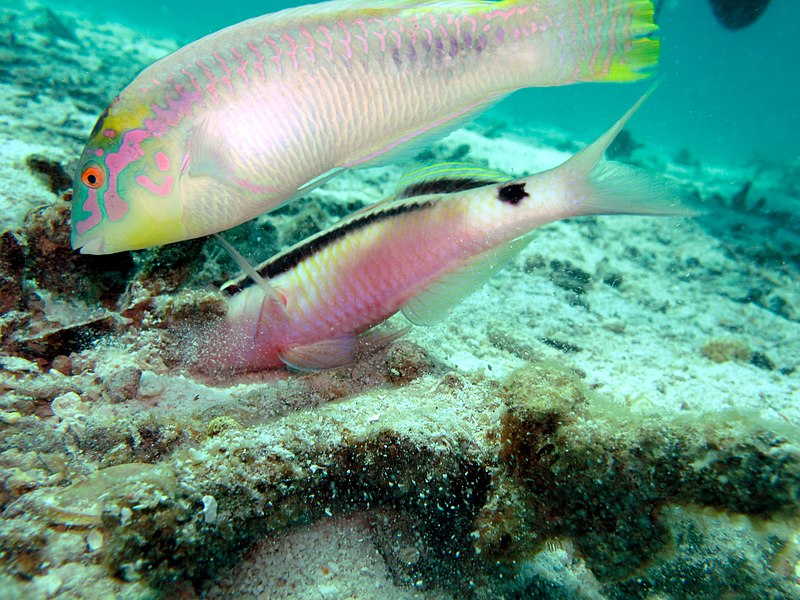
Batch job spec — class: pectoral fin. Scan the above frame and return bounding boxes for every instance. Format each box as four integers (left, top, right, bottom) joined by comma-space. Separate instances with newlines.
294, 168, 345, 197
186, 118, 234, 183
278, 328, 408, 372
279, 335, 359, 372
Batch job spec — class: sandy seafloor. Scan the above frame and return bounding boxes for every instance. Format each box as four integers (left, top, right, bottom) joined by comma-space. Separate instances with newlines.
1, 3, 800, 599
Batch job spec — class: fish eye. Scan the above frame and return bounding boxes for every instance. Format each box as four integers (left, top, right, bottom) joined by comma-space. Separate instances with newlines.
81, 165, 106, 189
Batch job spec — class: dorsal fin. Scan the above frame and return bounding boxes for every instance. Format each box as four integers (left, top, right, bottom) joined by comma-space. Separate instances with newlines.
240, 1, 494, 30
396, 162, 512, 199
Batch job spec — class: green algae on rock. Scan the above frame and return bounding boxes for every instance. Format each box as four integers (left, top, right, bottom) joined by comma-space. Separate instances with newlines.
479, 363, 800, 582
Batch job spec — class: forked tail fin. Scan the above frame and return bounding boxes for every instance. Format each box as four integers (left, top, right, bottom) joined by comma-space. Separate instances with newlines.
560, 84, 699, 217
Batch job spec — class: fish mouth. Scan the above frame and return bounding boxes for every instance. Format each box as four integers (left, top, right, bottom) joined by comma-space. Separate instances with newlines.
74, 236, 108, 255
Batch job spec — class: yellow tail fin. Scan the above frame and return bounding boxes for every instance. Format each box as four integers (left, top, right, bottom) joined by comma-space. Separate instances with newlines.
571, 0, 660, 82
503, 0, 660, 83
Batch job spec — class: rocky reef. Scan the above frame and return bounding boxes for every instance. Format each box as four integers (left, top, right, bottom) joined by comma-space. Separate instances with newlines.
2, 349, 799, 598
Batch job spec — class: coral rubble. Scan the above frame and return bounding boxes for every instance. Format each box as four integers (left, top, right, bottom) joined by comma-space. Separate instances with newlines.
2, 359, 799, 598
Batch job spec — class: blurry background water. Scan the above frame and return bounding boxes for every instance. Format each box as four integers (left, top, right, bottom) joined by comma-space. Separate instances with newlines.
51, 0, 799, 166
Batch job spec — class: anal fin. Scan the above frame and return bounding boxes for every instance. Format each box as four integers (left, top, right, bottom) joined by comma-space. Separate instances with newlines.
401, 234, 534, 326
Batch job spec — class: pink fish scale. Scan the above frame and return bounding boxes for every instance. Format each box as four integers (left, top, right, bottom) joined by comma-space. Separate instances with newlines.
604, 1, 623, 74
264, 35, 283, 74
246, 41, 266, 80
299, 26, 316, 62
213, 51, 234, 95
353, 18, 369, 54
316, 25, 334, 61
194, 60, 220, 104
179, 68, 207, 108
281, 32, 299, 70
462, 14, 477, 33
229, 47, 250, 87
623, 6, 635, 51
369, 18, 387, 53
337, 20, 353, 62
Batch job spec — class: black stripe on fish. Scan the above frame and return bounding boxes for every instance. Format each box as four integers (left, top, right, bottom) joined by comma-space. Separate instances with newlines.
264, 200, 434, 278
224, 199, 435, 295
398, 177, 501, 199
498, 183, 529, 205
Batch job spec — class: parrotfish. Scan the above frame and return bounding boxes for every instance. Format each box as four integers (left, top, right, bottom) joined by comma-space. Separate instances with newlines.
194, 92, 691, 373
71, 0, 660, 254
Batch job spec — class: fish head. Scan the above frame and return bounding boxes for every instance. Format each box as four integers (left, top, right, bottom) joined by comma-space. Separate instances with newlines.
71, 98, 187, 254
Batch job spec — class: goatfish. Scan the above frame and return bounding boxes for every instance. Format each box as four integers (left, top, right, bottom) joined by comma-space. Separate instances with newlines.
71, 0, 660, 255
193, 92, 691, 373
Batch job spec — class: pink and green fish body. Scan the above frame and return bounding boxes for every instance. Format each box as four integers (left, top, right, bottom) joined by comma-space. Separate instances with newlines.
71, 0, 659, 254
196, 92, 690, 373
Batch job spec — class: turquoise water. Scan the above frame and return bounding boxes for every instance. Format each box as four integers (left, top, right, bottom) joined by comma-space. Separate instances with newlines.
57, 0, 800, 166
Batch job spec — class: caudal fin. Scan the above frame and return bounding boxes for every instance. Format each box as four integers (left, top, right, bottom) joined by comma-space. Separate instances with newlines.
562, 85, 698, 217
530, 0, 660, 83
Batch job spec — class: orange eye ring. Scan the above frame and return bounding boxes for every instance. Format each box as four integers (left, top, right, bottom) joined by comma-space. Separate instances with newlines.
81, 165, 105, 189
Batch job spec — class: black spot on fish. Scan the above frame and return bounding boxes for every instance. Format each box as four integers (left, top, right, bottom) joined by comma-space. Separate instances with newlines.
398, 177, 500, 199
498, 183, 529, 205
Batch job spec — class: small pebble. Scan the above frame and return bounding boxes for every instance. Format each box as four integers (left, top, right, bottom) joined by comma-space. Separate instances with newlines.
35, 573, 62, 596
202, 495, 218, 524
86, 530, 104, 552
50, 392, 87, 421
103, 366, 142, 403
318, 583, 339, 599
137, 372, 165, 398
51, 355, 72, 375
207, 416, 241, 437
0, 410, 22, 425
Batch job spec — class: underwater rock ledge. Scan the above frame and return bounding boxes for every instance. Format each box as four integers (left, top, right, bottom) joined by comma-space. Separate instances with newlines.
4, 361, 798, 598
